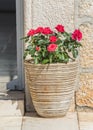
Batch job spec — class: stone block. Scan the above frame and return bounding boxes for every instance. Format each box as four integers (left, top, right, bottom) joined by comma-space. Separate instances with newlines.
79, 23, 93, 68
79, 0, 93, 17
76, 73, 93, 108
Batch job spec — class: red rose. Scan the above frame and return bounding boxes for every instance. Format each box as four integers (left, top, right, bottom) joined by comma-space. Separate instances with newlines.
27, 29, 36, 36
49, 36, 57, 42
43, 27, 53, 35
55, 24, 65, 33
35, 27, 44, 33
47, 44, 58, 52
72, 29, 82, 41
36, 46, 40, 51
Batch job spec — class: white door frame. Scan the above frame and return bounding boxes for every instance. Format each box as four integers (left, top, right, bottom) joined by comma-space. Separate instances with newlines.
16, 0, 24, 90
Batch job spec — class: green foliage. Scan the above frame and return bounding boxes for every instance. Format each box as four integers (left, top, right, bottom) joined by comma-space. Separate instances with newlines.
23, 29, 82, 64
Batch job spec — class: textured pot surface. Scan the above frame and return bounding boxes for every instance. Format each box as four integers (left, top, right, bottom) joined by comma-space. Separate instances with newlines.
25, 62, 78, 117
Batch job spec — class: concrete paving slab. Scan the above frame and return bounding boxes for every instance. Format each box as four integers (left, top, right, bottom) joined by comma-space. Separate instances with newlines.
0, 117, 22, 130
0, 91, 24, 116
22, 112, 79, 130
0, 100, 24, 116
78, 112, 93, 130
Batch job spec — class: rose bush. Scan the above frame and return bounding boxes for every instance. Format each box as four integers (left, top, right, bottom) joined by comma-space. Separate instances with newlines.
23, 24, 82, 64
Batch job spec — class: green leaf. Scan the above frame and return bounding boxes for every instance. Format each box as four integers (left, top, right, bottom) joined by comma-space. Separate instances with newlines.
77, 43, 82, 47
34, 57, 39, 64
64, 54, 69, 63
20, 36, 29, 40
62, 52, 69, 63
49, 54, 53, 63
29, 49, 35, 56
68, 43, 73, 51
23, 51, 29, 59
42, 51, 46, 57
56, 39, 62, 44
42, 59, 49, 64
38, 40, 45, 45
61, 53, 65, 60
72, 49, 78, 58
64, 32, 69, 36
24, 38, 29, 43
27, 45, 31, 50
58, 53, 65, 61
44, 39, 50, 44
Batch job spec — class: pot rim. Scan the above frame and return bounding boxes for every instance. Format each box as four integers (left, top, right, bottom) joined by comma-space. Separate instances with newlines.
24, 60, 78, 66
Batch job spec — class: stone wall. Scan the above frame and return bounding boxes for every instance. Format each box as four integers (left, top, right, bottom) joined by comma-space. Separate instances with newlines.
76, 0, 93, 111
24, 0, 93, 111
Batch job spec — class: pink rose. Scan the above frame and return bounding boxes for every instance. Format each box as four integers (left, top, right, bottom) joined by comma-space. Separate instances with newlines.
43, 27, 53, 35
47, 44, 57, 52
35, 27, 44, 33
49, 36, 57, 43
36, 46, 40, 51
27, 29, 36, 36
72, 29, 82, 41
55, 24, 65, 33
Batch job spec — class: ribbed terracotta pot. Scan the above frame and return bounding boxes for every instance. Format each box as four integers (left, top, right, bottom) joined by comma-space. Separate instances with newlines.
24, 61, 78, 117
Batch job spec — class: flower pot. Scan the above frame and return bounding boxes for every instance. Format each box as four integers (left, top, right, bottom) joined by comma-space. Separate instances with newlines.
24, 61, 78, 117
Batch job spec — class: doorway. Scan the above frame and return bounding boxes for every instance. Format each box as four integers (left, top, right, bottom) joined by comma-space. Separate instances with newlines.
0, 0, 24, 91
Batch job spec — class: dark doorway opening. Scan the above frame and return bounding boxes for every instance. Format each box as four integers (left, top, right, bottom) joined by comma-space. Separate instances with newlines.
0, 0, 17, 91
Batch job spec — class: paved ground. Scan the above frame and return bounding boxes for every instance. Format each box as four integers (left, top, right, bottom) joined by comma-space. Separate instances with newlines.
0, 112, 93, 130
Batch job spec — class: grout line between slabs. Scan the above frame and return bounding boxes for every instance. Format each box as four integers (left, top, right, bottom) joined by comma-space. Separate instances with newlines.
77, 112, 80, 130
21, 116, 24, 130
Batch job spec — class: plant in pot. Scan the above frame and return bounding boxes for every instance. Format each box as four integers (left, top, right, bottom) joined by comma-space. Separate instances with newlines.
23, 24, 82, 117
